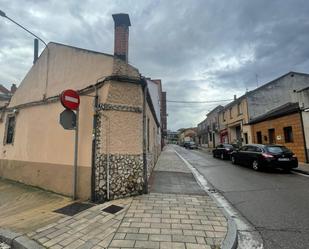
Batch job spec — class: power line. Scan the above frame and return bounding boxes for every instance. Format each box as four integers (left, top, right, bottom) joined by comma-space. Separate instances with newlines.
167, 99, 233, 104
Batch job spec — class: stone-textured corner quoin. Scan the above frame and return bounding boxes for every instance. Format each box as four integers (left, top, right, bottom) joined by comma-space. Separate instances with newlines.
95, 153, 144, 202
97, 103, 142, 113
94, 106, 145, 203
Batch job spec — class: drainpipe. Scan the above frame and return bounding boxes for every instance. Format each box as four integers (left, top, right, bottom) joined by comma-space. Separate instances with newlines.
300, 110, 309, 163
107, 120, 110, 200
101, 113, 111, 200
142, 81, 148, 194
91, 87, 99, 202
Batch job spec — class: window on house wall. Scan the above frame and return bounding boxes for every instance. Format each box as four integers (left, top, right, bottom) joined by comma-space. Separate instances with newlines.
229, 108, 232, 119
244, 133, 248, 144
237, 103, 242, 115
5, 115, 16, 144
209, 132, 212, 142
256, 131, 262, 144
268, 129, 275, 144
284, 126, 293, 143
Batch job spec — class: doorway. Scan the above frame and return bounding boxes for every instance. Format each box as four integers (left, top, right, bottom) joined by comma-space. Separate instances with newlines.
268, 129, 275, 144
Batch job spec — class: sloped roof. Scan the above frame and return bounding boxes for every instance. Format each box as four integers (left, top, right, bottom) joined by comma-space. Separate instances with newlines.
0, 84, 10, 94
9, 42, 140, 107
222, 71, 309, 111
207, 105, 224, 116
248, 102, 299, 124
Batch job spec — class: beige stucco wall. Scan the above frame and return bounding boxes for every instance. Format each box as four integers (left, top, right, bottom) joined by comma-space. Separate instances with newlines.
219, 98, 249, 144
0, 95, 94, 199
106, 81, 142, 106
220, 98, 249, 127
98, 80, 144, 155
99, 110, 143, 155
0, 42, 162, 201
146, 103, 161, 171
1, 98, 93, 166
242, 124, 253, 144
9, 43, 139, 107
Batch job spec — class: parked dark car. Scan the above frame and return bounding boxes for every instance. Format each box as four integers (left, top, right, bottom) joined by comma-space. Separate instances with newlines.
184, 141, 198, 149
230, 144, 298, 171
213, 144, 235, 159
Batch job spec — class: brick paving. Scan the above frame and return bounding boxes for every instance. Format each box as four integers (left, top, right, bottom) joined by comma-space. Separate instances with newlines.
29, 193, 226, 249
27, 146, 227, 248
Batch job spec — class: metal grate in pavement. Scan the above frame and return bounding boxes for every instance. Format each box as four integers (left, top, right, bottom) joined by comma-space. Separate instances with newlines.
53, 202, 95, 216
102, 204, 123, 214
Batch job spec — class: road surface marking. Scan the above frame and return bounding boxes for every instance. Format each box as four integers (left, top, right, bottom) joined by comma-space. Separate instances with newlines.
292, 171, 309, 178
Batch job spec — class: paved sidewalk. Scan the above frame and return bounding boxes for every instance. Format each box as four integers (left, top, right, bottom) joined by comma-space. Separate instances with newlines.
27, 146, 227, 248
0, 178, 71, 233
295, 162, 309, 174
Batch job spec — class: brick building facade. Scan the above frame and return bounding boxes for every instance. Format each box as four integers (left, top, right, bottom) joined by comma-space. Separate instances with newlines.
250, 103, 306, 162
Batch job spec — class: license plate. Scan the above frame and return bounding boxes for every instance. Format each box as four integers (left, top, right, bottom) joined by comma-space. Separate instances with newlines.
278, 158, 290, 161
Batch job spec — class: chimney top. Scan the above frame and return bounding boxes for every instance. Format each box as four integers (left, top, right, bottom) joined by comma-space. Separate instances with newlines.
112, 13, 131, 62
11, 84, 17, 94
112, 13, 131, 27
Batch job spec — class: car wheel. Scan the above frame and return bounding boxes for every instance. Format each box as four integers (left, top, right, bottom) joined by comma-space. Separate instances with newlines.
252, 160, 260, 171
231, 156, 236, 164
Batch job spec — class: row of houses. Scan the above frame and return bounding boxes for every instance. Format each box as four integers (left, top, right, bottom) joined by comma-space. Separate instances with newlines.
0, 13, 167, 202
197, 72, 309, 163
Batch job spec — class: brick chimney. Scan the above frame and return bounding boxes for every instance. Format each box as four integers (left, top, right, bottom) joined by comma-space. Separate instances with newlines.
10, 84, 17, 94
112, 13, 131, 63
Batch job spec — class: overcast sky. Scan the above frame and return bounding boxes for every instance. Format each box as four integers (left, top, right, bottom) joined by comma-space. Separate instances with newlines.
1, 0, 309, 130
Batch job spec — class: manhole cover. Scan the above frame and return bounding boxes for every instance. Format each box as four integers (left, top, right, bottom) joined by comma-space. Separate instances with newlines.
54, 202, 95, 216
102, 205, 123, 214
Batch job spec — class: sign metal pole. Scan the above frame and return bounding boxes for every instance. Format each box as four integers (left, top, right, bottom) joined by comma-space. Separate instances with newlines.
59, 89, 80, 200
73, 108, 79, 200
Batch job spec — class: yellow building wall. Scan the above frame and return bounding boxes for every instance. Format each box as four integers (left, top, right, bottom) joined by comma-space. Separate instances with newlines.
219, 98, 249, 144
251, 112, 306, 162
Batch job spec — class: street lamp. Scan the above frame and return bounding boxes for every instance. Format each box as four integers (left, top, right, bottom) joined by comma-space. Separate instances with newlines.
1, 9, 50, 99
0, 9, 47, 46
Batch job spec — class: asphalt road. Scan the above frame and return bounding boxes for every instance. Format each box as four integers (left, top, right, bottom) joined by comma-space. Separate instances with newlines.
173, 145, 309, 249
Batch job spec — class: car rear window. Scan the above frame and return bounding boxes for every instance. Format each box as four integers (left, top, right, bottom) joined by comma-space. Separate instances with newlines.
224, 144, 233, 148
266, 146, 291, 154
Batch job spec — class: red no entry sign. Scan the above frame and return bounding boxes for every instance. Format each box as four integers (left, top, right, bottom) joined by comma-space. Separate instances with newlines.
60, 89, 80, 110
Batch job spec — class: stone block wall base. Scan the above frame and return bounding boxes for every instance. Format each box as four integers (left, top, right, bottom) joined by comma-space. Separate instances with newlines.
95, 153, 144, 203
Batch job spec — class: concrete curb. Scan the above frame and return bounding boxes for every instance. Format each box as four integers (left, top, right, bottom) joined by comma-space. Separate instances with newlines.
0, 228, 44, 249
291, 168, 309, 175
220, 210, 238, 249
174, 148, 264, 249
173, 149, 238, 249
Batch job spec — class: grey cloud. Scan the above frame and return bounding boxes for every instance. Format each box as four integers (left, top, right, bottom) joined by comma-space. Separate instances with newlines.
1, 0, 309, 130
